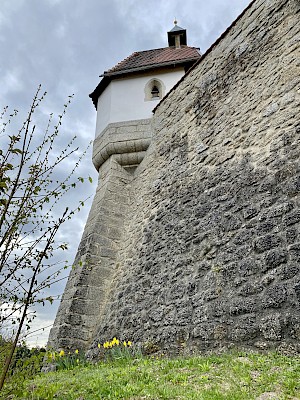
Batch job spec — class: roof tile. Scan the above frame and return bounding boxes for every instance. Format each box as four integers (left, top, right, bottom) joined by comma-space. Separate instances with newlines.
104, 46, 201, 76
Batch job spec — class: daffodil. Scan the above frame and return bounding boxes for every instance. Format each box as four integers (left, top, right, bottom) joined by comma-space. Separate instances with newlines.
59, 350, 65, 357
98, 343, 101, 349
111, 337, 120, 346
123, 341, 127, 347
127, 341, 132, 346
75, 349, 79, 354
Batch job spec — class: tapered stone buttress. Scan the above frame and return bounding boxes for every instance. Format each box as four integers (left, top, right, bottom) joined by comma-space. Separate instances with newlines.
47, 119, 152, 351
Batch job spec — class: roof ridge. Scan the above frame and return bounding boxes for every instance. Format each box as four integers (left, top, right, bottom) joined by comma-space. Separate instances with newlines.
131, 45, 199, 54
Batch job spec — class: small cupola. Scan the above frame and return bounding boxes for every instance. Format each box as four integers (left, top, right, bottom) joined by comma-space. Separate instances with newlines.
168, 20, 187, 48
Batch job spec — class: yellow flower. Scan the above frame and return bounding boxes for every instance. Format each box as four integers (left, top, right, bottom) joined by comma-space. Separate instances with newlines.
123, 341, 127, 347
59, 350, 65, 357
127, 341, 132, 347
75, 349, 79, 354
98, 343, 101, 349
111, 337, 120, 346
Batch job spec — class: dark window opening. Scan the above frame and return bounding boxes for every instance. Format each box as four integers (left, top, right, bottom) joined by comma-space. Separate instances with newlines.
151, 85, 160, 98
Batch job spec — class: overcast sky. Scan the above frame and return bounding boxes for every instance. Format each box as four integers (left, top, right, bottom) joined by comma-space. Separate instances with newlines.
0, 0, 252, 347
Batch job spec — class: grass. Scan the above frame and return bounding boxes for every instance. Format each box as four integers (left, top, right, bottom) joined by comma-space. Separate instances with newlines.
3, 352, 300, 400
1, 353, 300, 400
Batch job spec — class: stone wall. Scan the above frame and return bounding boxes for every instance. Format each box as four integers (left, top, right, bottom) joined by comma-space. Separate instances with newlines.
49, 0, 300, 354
89, 0, 300, 354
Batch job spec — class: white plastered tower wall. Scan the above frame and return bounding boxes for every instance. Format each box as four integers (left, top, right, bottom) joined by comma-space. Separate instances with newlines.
95, 69, 185, 138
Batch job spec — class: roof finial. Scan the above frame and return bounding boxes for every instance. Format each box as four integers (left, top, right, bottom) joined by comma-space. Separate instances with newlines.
174, 18, 177, 25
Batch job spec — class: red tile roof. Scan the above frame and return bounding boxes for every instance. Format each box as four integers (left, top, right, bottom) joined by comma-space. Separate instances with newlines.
103, 46, 201, 76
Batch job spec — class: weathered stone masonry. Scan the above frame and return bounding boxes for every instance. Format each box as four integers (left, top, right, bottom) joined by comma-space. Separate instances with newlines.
49, 0, 300, 354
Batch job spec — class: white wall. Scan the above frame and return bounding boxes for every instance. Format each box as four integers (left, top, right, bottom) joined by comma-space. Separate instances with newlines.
95, 68, 184, 137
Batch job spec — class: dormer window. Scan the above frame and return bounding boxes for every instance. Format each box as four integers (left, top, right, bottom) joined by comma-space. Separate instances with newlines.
145, 78, 165, 101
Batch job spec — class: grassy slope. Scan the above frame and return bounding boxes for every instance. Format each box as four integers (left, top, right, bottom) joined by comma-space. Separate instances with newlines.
5, 353, 300, 400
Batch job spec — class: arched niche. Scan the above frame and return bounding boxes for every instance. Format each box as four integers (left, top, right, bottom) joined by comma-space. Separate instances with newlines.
144, 78, 165, 101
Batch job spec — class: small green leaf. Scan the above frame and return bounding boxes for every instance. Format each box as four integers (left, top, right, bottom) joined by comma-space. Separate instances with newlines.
33, 186, 41, 194
11, 148, 23, 154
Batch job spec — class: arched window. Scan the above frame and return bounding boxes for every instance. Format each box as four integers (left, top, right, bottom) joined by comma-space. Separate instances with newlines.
145, 79, 165, 101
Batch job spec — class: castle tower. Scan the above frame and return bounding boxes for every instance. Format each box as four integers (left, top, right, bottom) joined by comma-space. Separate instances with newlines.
48, 23, 201, 351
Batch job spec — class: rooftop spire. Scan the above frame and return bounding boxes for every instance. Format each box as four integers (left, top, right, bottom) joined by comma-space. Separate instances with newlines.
168, 20, 187, 48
